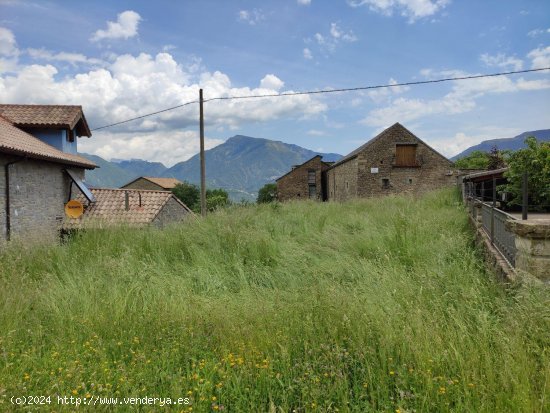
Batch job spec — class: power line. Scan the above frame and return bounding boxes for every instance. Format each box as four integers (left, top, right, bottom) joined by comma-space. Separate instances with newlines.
91, 67, 550, 131
91, 100, 198, 131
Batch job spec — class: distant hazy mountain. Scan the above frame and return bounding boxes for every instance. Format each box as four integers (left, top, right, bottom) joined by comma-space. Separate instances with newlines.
114, 159, 168, 178
161, 135, 342, 200
451, 129, 550, 160
81, 154, 134, 188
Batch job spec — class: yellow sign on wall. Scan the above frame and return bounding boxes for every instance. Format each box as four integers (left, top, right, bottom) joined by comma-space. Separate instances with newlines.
65, 200, 84, 218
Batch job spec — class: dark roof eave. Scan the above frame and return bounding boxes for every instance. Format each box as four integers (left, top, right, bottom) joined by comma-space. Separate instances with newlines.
0, 147, 97, 169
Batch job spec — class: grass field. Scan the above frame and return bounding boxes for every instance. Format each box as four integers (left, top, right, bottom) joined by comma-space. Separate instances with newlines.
0, 188, 548, 412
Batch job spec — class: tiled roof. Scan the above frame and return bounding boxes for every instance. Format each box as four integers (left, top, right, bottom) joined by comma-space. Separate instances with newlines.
65, 188, 193, 228
0, 116, 96, 169
143, 177, 182, 189
0, 104, 91, 137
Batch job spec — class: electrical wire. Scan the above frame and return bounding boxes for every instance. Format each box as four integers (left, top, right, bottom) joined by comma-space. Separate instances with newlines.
91, 67, 550, 131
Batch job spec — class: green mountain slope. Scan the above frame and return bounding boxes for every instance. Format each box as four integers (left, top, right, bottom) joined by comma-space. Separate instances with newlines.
162, 135, 341, 200
81, 153, 134, 188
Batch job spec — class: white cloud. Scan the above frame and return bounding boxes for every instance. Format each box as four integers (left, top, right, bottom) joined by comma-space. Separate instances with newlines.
347, 0, 450, 22
527, 28, 549, 38
307, 129, 325, 136
0, 27, 18, 56
330, 23, 358, 42
80, 130, 223, 167
91, 10, 142, 42
0, 34, 326, 165
367, 78, 410, 102
260, 74, 284, 91
480, 53, 523, 71
0, 27, 19, 73
309, 23, 358, 55
528, 46, 550, 69
238, 9, 265, 25
362, 69, 550, 128
432, 126, 522, 158
303, 47, 313, 59
297, 0, 311, 5
27, 48, 103, 66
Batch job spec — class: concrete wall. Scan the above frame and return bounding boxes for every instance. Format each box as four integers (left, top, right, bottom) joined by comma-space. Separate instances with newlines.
122, 178, 165, 191
277, 157, 327, 202
326, 157, 358, 202
152, 196, 192, 228
0, 154, 85, 243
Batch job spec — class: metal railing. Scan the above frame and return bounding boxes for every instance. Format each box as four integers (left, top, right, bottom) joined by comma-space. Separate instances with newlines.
479, 202, 517, 267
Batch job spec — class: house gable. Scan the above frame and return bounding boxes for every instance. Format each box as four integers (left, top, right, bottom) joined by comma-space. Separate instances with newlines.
276, 155, 330, 201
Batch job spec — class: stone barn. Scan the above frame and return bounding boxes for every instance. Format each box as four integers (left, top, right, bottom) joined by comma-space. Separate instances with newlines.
326, 123, 456, 201
276, 155, 333, 201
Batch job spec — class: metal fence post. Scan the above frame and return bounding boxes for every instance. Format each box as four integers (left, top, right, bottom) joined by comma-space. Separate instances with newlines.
491, 176, 496, 244
522, 171, 528, 220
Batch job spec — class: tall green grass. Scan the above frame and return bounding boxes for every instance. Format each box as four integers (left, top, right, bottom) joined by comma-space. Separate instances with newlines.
0, 188, 548, 412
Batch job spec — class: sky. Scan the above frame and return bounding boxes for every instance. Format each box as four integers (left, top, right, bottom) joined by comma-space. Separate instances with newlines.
0, 0, 549, 166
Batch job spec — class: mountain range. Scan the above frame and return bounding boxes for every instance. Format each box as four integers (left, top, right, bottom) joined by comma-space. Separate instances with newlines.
83, 135, 341, 201
451, 129, 550, 160
82, 129, 549, 201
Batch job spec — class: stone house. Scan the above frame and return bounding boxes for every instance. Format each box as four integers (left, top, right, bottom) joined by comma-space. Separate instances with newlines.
64, 188, 193, 229
121, 176, 182, 191
276, 155, 333, 201
326, 123, 456, 201
0, 105, 96, 243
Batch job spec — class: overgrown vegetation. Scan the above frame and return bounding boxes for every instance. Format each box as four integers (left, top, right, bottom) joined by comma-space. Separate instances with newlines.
502, 136, 550, 210
257, 183, 278, 203
172, 182, 230, 212
0, 189, 548, 412
453, 146, 508, 170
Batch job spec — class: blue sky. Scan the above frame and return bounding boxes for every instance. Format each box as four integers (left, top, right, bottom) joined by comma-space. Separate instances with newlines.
1, 0, 549, 166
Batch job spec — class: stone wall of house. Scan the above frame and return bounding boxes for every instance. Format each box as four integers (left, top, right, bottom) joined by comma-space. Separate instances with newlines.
152, 196, 192, 228
355, 126, 455, 198
326, 157, 358, 202
122, 178, 164, 191
277, 156, 327, 202
0, 155, 85, 243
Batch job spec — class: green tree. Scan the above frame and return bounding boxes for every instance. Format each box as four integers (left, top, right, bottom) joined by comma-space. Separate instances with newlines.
487, 146, 507, 170
257, 183, 278, 203
502, 137, 550, 209
206, 188, 230, 211
172, 182, 200, 211
453, 150, 490, 170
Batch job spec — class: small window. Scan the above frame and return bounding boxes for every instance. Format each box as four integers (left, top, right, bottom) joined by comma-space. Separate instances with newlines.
382, 178, 390, 189
346, 181, 349, 188
308, 170, 316, 184
380, 160, 384, 164
408, 178, 413, 184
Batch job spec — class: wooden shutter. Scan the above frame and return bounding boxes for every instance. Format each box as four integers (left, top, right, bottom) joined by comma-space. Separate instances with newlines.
396, 145, 417, 166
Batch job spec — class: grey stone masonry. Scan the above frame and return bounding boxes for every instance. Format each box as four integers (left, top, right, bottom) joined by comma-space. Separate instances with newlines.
506, 220, 550, 282
327, 123, 456, 201
153, 196, 193, 228
277, 156, 330, 202
1, 154, 85, 243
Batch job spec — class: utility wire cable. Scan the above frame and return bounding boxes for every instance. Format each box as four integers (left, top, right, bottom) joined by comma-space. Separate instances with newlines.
92, 100, 198, 131
91, 67, 550, 131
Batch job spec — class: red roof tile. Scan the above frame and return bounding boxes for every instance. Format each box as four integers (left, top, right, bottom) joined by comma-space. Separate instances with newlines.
0, 104, 91, 137
0, 116, 96, 168
65, 188, 193, 228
